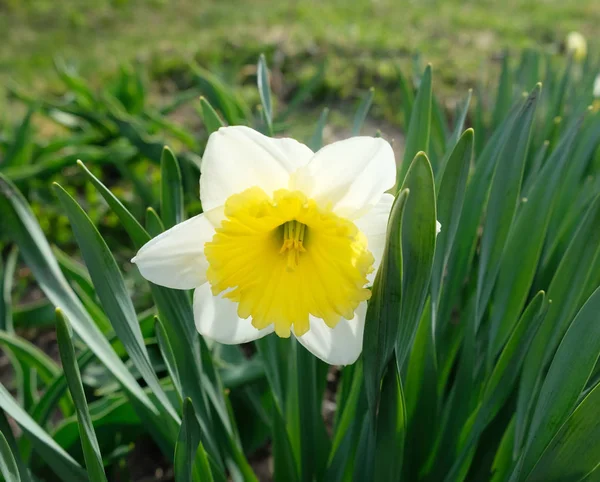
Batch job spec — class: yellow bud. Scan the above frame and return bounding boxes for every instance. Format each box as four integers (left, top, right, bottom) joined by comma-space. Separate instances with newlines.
566, 31, 587, 62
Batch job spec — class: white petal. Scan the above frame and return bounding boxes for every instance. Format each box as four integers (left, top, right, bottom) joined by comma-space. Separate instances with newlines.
296, 137, 396, 218
436, 220, 442, 235
200, 126, 313, 211
193, 283, 274, 343
295, 302, 367, 365
132, 211, 218, 290
354, 193, 394, 283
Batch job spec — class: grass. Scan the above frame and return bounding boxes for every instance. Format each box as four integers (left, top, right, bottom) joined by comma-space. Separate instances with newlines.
1, 0, 599, 114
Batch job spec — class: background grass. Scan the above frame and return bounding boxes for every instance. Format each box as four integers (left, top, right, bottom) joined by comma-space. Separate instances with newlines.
2, 0, 599, 117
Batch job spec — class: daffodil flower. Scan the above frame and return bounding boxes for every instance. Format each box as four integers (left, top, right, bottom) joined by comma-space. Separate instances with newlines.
566, 31, 587, 62
133, 126, 398, 365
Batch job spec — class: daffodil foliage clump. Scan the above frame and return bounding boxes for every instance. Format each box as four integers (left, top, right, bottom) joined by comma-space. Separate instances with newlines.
1, 50, 600, 482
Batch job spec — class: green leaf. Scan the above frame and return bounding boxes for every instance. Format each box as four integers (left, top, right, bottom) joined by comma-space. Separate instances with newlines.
518, 286, 600, 480
516, 193, 600, 454
175, 399, 214, 482
475, 83, 540, 327
430, 94, 449, 160
79, 164, 226, 468
155, 316, 183, 399
77, 160, 149, 249
431, 129, 473, 325
0, 174, 153, 417
255, 336, 289, 411
257, 54, 273, 135
280, 61, 326, 121
374, 358, 406, 482
327, 361, 365, 481
525, 380, 600, 481
52, 183, 180, 431
404, 301, 438, 480
437, 98, 525, 328
0, 411, 30, 482
146, 206, 165, 237
295, 342, 330, 482
352, 87, 374, 135
444, 292, 547, 481
3, 107, 34, 168
0, 247, 18, 332
197, 97, 225, 135
492, 54, 514, 130
0, 330, 60, 384
399, 65, 432, 183
395, 152, 437, 368
191, 63, 251, 125
53, 246, 95, 300
30, 346, 94, 426
160, 146, 185, 229
363, 189, 409, 414
486, 118, 581, 365
396, 65, 414, 127
55, 308, 108, 482
271, 392, 300, 482
352, 416, 376, 482
436, 90, 472, 180
0, 384, 86, 480
0, 430, 20, 482
308, 108, 329, 151
491, 417, 516, 482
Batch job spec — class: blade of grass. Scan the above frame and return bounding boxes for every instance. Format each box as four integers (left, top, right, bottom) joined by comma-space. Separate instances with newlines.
374, 357, 406, 482
146, 206, 165, 237
525, 380, 600, 481
0, 412, 30, 482
0, 384, 86, 480
445, 292, 547, 481
0, 174, 154, 414
395, 152, 437, 368
431, 129, 473, 330
257, 54, 273, 136
515, 194, 600, 454
0, 430, 20, 482
0, 247, 18, 332
352, 88, 375, 135
436, 91, 472, 182
53, 183, 180, 433
55, 308, 108, 482
78, 162, 226, 470
175, 398, 215, 482
475, 84, 540, 330
486, 117, 581, 366
363, 189, 409, 415
308, 108, 329, 151
399, 65, 432, 184
160, 146, 185, 229
197, 97, 225, 135
518, 287, 600, 479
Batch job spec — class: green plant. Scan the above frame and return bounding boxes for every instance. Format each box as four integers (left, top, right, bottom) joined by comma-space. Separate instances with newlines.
1, 49, 600, 481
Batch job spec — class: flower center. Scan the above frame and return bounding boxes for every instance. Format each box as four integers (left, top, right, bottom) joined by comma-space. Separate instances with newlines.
204, 187, 374, 338
279, 220, 307, 271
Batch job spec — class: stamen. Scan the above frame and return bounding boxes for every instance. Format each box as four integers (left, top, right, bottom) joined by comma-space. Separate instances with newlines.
280, 220, 307, 271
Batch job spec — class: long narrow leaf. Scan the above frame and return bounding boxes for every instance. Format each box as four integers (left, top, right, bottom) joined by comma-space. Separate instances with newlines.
53, 183, 180, 431
55, 309, 107, 482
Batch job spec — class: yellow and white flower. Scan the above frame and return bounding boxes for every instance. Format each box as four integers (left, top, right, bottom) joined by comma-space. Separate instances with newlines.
133, 126, 397, 365
565, 31, 587, 62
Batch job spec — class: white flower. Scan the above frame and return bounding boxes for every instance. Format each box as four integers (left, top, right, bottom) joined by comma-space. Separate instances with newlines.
133, 126, 398, 365
593, 74, 600, 99
566, 31, 587, 62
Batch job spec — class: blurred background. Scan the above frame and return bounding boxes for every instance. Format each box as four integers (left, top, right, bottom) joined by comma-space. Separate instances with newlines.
2, 0, 599, 124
